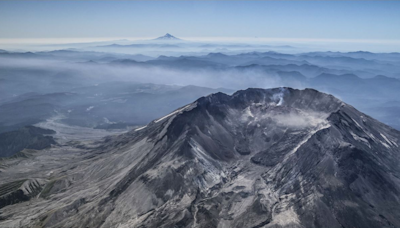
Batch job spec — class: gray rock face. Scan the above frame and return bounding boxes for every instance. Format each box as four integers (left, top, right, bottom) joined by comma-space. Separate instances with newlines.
1, 87, 400, 228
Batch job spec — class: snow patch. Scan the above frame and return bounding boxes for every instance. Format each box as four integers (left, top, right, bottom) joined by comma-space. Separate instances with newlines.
351, 118, 364, 130
380, 133, 396, 148
86, 106, 94, 111
135, 125, 147, 131
154, 104, 191, 123
381, 142, 391, 149
350, 131, 370, 148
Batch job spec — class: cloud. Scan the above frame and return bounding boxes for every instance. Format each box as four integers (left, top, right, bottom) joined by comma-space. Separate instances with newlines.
270, 111, 329, 129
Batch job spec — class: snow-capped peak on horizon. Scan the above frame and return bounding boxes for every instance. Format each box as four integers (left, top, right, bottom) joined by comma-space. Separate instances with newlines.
154, 33, 181, 41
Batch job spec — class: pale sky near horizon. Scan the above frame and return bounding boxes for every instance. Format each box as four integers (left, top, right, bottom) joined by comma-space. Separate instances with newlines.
1, 1, 400, 42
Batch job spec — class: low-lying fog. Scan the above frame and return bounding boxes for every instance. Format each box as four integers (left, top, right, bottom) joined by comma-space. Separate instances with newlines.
1, 39, 400, 154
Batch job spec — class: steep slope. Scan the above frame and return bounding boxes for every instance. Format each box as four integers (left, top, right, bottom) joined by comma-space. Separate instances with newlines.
1, 88, 400, 228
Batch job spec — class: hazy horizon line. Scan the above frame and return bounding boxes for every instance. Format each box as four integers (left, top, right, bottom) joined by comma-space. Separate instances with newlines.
1, 37, 400, 45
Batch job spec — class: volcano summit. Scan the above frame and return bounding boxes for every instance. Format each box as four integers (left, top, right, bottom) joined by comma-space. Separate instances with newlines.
1, 88, 400, 228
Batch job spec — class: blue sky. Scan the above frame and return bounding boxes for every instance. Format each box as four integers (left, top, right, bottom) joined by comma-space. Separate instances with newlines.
0, 1, 399, 41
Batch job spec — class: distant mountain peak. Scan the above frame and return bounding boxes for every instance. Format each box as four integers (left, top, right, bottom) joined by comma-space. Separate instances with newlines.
154, 33, 181, 41
206, 52, 227, 57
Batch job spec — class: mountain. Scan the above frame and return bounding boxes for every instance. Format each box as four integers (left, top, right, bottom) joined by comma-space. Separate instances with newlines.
154, 33, 181, 41
1, 88, 400, 228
